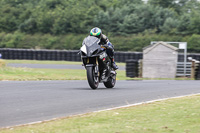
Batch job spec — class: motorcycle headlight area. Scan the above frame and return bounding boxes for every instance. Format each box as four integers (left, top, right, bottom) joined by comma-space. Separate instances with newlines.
80, 45, 87, 55
91, 49, 99, 55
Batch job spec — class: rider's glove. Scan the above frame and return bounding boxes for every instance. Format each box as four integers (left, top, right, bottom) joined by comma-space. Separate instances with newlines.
106, 42, 114, 50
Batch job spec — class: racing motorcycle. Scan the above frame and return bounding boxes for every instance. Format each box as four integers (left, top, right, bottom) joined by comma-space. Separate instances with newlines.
79, 36, 117, 89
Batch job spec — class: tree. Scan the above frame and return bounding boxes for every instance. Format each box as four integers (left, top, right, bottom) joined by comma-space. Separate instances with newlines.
188, 10, 200, 34
177, 13, 191, 35
0, 5, 23, 32
19, 18, 37, 34
148, 0, 176, 8
159, 17, 179, 34
121, 14, 144, 34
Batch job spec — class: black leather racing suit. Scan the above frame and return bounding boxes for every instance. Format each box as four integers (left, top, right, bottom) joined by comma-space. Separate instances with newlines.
99, 34, 114, 58
98, 34, 118, 70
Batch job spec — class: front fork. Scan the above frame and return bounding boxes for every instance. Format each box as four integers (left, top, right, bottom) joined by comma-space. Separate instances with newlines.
82, 56, 111, 81
82, 57, 99, 77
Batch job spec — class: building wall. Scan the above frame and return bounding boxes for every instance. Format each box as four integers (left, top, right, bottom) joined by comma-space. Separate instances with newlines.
143, 44, 178, 78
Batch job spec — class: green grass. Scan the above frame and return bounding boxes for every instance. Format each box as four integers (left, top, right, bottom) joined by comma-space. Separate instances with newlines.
0, 67, 126, 81
0, 60, 126, 81
0, 59, 6, 67
5, 60, 83, 65
5, 59, 125, 66
1, 95, 200, 133
0, 67, 85, 80
0, 60, 191, 81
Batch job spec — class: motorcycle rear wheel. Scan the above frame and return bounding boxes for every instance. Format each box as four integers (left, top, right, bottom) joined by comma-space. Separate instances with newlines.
103, 74, 116, 88
87, 66, 99, 89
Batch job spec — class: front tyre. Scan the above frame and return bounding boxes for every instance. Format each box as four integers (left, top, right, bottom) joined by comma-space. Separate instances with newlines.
87, 66, 99, 89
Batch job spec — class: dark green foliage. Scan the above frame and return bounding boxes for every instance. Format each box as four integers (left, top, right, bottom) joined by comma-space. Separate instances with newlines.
1, 32, 200, 53
148, 0, 176, 8
0, 0, 200, 53
1, 0, 200, 35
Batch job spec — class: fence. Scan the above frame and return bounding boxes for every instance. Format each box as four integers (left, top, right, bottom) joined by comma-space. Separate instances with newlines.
176, 62, 192, 77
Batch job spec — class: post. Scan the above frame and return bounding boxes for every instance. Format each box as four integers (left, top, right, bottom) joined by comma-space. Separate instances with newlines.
191, 60, 195, 79
184, 43, 187, 76
139, 59, 143, 78
179, 42, 187, 77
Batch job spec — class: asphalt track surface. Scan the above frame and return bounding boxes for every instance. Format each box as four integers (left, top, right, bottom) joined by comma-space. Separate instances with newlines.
7, 63, 125, 70
1, 80, 200, 128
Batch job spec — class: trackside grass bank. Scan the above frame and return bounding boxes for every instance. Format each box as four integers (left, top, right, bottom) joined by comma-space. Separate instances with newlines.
1, 95, 200, 133
0, 60, 126, 80
0, 60, 191, 81
0, 67, 87, 80
0, 67, 126, 81
4, 60, 84, 65
4, 59, 126, 66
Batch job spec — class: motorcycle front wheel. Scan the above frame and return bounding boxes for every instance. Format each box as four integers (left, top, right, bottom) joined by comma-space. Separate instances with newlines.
86, 66, 99, 89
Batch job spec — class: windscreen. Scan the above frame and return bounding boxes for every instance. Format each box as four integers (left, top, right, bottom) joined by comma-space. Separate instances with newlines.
82, 36, 101, 56
82, 36, 100, 47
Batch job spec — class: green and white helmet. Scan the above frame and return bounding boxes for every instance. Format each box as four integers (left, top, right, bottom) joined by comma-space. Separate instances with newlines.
90, 27, 102, 37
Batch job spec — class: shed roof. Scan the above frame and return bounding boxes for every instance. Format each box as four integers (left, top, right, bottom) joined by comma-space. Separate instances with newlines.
143, 41, 178, 54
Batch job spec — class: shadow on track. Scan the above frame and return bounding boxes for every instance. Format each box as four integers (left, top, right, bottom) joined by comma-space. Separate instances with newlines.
73, 87, 118, 90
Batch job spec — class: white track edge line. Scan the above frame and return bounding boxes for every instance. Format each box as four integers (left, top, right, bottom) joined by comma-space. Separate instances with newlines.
2, 93, 200, 129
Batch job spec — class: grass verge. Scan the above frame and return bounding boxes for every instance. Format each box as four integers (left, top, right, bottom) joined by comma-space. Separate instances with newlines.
5, 59, 125, 66
0, 67, 126, 81
0, 60, 126, 80
0, 60, 192, 81
5, 60, 83, 65
1, 95, 200, 133
0, 59, 6, 67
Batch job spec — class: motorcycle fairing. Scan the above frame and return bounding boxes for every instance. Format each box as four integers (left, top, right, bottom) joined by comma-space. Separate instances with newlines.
81, 36, 101, 57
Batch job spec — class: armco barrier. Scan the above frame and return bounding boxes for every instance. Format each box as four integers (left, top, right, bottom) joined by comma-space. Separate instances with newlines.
0, 48, 200, 63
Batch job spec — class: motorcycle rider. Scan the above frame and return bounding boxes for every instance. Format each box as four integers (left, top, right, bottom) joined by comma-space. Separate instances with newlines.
90, 27, 118, 70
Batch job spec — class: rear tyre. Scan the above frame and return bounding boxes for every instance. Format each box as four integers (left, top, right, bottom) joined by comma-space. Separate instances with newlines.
87, 66, 99, 89
103, 72, 116, 88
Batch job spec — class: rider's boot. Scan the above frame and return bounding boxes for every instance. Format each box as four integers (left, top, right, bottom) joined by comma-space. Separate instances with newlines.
111, 58, 118, 70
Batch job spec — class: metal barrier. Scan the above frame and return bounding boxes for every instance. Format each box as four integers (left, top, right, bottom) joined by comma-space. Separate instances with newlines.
176, 62, 192, 77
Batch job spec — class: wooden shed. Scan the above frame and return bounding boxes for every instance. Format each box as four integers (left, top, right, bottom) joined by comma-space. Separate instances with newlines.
143, 42, 178, 78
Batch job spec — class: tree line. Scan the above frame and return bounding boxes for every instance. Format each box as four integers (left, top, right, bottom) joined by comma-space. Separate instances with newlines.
0, 0, 200, 52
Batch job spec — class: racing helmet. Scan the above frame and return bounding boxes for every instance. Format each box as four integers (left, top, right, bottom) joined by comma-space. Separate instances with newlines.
90, 27, 102, 38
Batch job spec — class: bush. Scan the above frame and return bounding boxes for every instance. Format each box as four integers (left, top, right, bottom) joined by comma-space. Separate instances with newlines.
0, 32, 200, 53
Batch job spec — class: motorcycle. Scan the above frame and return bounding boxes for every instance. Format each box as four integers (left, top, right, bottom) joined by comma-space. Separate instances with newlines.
79, 36, 117, 89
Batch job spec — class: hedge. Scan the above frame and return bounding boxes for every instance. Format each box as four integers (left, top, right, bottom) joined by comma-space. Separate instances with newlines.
0, 32, 200, 53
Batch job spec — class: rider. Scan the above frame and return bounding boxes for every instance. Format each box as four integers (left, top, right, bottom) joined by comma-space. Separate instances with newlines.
90, 27, 118, 70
